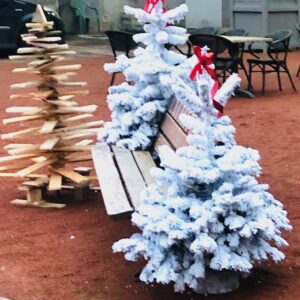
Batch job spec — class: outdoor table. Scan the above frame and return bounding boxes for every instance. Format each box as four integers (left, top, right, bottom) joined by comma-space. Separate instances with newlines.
220, 36, 273, 44
221, 36, 273, 98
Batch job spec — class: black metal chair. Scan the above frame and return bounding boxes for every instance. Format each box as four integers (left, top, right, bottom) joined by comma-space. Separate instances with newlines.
105, 30, 138, 86
188, 34, 240, 83
247, 30, 296, 94
296, 23, 300, 77
175, 27, 219, 57
221, 29, 250, 83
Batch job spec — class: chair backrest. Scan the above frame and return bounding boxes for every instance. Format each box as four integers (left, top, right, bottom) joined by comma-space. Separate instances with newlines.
221, 29, 248, 37
188, 27, 218, 35
266, 30, 292, 61
188, 34, 239, 59
105, 31, 138, 58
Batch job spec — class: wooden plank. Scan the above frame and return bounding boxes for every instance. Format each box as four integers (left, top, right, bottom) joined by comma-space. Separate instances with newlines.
58, 81, 87, 87
112, 146, 146, 209
26, 21, 54, 28
75, 139, 94, 146
53, 105, 98, 114
31, 156, 48, 163
92, 145, 133, 216
8, 145, 39, 155
11, 199, 65, 208
54, 145, 93, 152
132, 151, 156, 186
63, 114, 93, 123
59, 90, 89, 97
52, 64, 81, 71
167, 97, 190, 131
5, 106, 41, 113
11, 81, 40, 89
0, 173, 47, 179
1, 127, 39, 139
160, 113, 187, 150
32, 4, 49, 24
0, 153, 39, 163
50, 168, 89, 185
154, 132, 173, 152
61, 131, 96, 141
48, 173, 62, 191
45, 100, 78, 107
23, 178, 48, 188
3, 115, 44, 125
39, 121, 58, 134
53, 120, 103, 133
10, 90, 53, 100
40, 137, 60, 150
26, 188, 43, 202
17, 158, 57, 177
67, 154, 92, 163
30, 37, 61, 43
5, 143, 35, 149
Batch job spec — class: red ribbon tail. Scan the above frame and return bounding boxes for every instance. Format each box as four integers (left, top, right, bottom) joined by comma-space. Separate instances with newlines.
190, 64, 200, 81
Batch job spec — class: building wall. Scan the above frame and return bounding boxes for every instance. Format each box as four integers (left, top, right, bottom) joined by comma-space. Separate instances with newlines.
185, 0, 223, 28
59, 0, 229, 34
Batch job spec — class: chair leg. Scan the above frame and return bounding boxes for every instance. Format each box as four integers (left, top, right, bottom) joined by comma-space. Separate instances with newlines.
240, 61, 251, 89
248, 63, 253, 90
285, 67, 297, 92
262, 65, 266, 95
277, 67, 282, 91
110, 72, 116, 86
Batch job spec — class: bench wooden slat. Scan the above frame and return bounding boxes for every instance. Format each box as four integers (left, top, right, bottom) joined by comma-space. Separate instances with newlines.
154, 132, 174, 152
92, 145, 133, 216
132, 151, 156, 186
112, 146, 147, 209
168, 97, 190, 129
160, 113, 187, 150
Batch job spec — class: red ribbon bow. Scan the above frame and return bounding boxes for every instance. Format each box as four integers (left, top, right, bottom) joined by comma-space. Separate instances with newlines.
144, 0, 166, 14
190, 46, 215, 81
190, 46, 223, 117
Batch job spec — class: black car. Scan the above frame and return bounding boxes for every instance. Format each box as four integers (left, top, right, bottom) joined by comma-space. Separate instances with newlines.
0, 0, 64, 50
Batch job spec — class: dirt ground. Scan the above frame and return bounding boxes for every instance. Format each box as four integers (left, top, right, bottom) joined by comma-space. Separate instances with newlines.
0, 51, 299, 300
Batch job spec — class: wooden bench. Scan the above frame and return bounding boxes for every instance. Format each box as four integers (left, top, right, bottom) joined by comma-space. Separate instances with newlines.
92, 98, 190, 217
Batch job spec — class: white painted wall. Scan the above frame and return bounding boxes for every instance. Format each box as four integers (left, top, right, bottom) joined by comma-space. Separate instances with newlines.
100, 0, 138, 30
186, 0, 222, 28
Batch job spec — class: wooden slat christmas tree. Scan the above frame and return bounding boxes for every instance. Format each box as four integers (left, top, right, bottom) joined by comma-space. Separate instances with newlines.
0, 5, 102, 208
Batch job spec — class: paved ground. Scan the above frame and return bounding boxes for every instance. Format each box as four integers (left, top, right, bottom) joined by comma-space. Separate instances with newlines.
66, 34, 113, 57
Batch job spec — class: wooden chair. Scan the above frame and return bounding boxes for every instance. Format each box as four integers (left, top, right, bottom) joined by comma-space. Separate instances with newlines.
105, 30, 138, 86
70, 0, 100, 34
92, 97, 190, 217
296, 23, 300, 77
188, 34, 240, 83
247, 30, 296, 94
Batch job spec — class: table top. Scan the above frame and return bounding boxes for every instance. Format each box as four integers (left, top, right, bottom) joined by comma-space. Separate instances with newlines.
220, 35, 273, 43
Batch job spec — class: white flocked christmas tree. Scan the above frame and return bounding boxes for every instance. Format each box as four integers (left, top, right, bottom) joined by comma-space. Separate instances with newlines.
113, 45, 292, 294
98, 0, 189, 150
